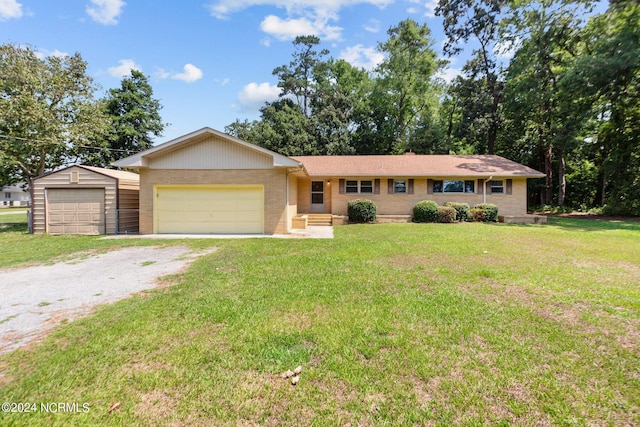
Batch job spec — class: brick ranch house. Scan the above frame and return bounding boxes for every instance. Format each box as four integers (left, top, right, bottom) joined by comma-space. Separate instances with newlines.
113, 127, 545, 235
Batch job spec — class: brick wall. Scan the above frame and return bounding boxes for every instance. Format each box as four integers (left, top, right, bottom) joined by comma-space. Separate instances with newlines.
320, 177, 530, 217
140, 169, 289, 234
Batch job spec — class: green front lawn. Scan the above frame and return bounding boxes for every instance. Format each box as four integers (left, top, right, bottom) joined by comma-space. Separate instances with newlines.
1, 219, 639, 425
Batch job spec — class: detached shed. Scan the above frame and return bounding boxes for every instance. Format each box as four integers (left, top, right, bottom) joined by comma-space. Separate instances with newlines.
31, 165, 140, 235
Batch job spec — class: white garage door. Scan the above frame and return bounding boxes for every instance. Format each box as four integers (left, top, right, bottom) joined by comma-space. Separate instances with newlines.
47, 188, 105, 235
156, 186, 264, 234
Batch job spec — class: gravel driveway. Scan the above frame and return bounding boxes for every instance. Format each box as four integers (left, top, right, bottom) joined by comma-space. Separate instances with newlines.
0, 246, 216, 354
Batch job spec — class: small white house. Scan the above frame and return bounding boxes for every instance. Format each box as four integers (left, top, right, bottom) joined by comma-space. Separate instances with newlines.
1, 184, 31, 207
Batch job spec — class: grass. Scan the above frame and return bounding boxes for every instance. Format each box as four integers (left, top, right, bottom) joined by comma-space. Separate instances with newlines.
0, 211, 210, 268
1, 218, 639, 425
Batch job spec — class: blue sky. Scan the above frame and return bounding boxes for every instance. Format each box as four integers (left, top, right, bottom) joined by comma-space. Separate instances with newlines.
1, 0, 604, 143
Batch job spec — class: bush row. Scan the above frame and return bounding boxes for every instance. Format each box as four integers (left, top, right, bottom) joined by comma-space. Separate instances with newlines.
347, 199, 498, 223
413, 201, 498, 223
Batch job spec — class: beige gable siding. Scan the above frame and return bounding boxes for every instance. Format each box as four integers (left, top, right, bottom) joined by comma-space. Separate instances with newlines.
32, 166, 118, 234
146, 136, 273, 170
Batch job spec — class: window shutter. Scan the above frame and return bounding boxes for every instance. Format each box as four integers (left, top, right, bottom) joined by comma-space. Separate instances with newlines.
374, 179, 380, 194
339, 179, 345, 194
486, 180, 492, 195
408, 179, 414, 194
506, 179, 513, 195
477, 179, 483, 192
388, 179, 394, 194
427, 179, 433, 194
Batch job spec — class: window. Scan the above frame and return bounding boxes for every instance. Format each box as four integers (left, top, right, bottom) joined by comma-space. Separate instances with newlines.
465, 181, 475, 193
346, 180, 373, 194
4, 193, 10, 199
360, 180, 373, 194
432, 180, 475, 193
394, 180, 406, 194
491, 180, 504, 194
444, 180, 464, 193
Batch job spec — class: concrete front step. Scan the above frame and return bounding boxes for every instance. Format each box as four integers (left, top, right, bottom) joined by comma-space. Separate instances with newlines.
306, 214, 333, 226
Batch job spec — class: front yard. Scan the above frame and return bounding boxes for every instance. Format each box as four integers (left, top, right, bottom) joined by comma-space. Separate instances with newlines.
1, 216, 639, 425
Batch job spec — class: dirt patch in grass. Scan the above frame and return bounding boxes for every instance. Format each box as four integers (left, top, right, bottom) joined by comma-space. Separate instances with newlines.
0, 360, 12, 386
277, 305, 330, 332
232, 370, 301, 426
135, 389, 178, 420
412, 375, 440, 407
461, 278, 640, 359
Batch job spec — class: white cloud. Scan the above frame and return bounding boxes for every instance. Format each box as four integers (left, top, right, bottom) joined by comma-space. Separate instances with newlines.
207, 0, 393, 20
436, 66, 463, 83
34, 49, 70, 60
86, 0, 125, 25
238, 82, 281, 111
494, 37, 521, 60
340, 45, 384, 71
0, 0, 22, 20
171, 64, 203, 83
154, 68, 171, 79
423, 0, 438, 18
260, 14, 342, 41
108, 59, 141, 78
363, 18, 380, 33
406, 0, 436, 17
208, 0, 393, 41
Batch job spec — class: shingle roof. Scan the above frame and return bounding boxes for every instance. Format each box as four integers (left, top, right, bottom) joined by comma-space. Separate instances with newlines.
292, 155, 544, 178
80, 165, 140, 181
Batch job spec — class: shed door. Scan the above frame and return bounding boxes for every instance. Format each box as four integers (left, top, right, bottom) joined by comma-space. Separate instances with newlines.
155, 186, 264, 234
47, 188, 105, 235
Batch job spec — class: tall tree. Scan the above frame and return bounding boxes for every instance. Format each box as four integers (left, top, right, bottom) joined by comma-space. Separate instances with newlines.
563, 2, 640, 214
0, 44, 109, 186
95, 70, 165, 167
507, 0, 579, 206
370, 19, 443, 153
227, 99, 318, 156
272, 35, 329, 119
502, 1, 588, 206
310, 59, 360, 155
437, 0, 504, 154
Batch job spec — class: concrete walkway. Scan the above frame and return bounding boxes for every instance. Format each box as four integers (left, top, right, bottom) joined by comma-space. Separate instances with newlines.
101, 226, 334, 240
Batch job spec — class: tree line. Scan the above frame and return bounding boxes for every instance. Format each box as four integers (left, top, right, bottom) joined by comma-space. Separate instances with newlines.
0, 44, 165, 187
226, 1, 639, 215
1, 1, 638, 215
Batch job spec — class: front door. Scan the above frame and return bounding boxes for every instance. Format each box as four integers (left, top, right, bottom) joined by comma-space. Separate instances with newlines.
310, 181, 324, 213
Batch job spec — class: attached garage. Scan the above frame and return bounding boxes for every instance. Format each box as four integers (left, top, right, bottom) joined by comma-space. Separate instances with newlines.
31, 165, 140, 235
155, 185, 264, 234
113, 127, 303, 235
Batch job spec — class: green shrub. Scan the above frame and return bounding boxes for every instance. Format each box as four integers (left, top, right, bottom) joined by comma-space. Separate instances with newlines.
472, 203, 499, 222
444, 202, 470, 222
437, 206, 457, 223
348, 199, 377, 223
470, 208, 487, 222
413, 200, 439, 223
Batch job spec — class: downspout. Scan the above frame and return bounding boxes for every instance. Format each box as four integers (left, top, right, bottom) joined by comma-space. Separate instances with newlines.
285, 169, 290, 233
483, 176, 493, 204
